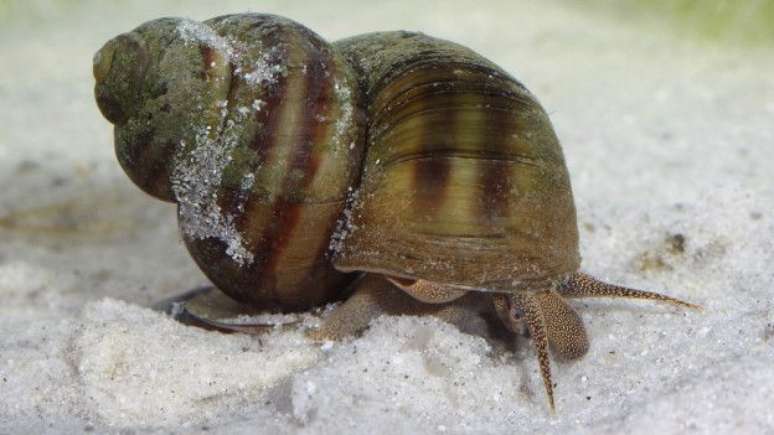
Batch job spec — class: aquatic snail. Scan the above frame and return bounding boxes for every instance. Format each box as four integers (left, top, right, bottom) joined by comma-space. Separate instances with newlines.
93, 13, 700, 411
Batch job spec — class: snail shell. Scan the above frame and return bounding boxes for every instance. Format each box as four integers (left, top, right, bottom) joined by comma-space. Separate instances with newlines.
94, 14, 578, 309
333, 32, 578, 290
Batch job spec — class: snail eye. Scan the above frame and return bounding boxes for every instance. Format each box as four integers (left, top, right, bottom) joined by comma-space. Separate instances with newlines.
511, 306, 525, 321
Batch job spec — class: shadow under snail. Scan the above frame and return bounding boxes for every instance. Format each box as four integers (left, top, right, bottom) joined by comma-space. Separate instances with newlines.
93, 13, 700, 412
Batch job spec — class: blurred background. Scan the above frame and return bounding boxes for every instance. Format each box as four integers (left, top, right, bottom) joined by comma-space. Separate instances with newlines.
0, 1, 772, 433
4, 0, 774, 43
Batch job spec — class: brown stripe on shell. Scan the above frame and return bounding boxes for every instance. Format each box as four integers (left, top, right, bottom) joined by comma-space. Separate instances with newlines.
237, 47, 303, 258
412, 157, 451, 212
239, 27, 336, 303
199, 45, 216, 81
370, 63, 526, 236
255, 199, 304, 280
370, 65, 534, 173
370, 64, 517, 129
256, 55, 329, 280
249, 50, 288, 162
478, 89, 518, 223
211, 21, 292, 228
286, 36, 349, 268
369, 57, 521, 113
371, 66, 458, 212
409, 76, 452, 211
479, 159, 513, 224
367, 48, 488, 95
230, 24, 296, 250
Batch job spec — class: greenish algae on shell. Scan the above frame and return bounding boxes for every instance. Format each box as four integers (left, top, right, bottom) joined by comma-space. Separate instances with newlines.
95, 15, 580, 309
173, 15, 365, 309
95, 14, 365, 310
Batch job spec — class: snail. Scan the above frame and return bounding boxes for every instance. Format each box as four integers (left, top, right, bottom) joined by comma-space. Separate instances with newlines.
93, 13, 700, 411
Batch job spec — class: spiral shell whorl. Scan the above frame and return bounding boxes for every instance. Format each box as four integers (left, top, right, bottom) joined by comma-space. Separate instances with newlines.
174, 15, 365, 308
97, 15, 365, 309
94, 18, 234, 202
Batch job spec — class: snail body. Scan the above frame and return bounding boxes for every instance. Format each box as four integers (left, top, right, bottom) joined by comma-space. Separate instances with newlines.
95, 14, 699, 411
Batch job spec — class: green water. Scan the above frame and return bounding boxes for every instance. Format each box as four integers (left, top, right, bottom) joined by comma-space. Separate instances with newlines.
581, 0, 774, 46
2, 0, 773, 46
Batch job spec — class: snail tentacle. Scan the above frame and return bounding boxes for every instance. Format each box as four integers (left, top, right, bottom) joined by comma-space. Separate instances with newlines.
560, 272, 702, 310
510, 293, 555, 412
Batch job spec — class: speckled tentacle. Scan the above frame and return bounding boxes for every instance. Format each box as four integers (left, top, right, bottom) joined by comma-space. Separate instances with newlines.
561, 272, 701, 310
508, 293, 555, 412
